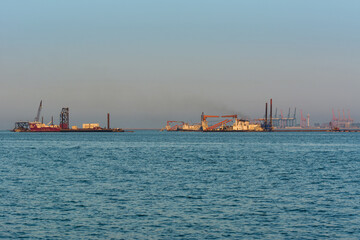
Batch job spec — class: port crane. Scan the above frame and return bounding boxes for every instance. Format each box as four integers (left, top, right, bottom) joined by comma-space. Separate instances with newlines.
165, 121, 184, 131
202, 114, 236, 131
206, 119, 232, 131
280, 110, 284, 128
348, 110, 354, 124
332, 108, 338, 126
169, 122, 184, 131
300, 110, 306, 128
201, 113, 220, 131
287, 108, 291, 127
293, 108, 296, 126
221, 114, 238, 119
34, 100, 42, 122
201, 114, 220, 121
208, 114, 236, 130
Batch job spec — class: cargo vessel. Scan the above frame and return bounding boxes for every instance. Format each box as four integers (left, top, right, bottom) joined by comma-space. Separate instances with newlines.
29, 122, 61, 132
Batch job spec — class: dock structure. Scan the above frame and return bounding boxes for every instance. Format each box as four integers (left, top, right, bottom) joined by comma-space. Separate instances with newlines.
162, 99, 359, 133
271, 108, 297, 128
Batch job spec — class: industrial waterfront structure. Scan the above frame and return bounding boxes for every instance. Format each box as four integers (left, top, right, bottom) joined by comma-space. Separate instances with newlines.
271, 108, 297, 128
162, 99, 359, 132
13, 101, 123, 132
331, 109, 354, 128
12, 100, 359, 133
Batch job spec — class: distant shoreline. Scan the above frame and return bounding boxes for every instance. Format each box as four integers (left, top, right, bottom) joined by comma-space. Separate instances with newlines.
123, 128, 161, 131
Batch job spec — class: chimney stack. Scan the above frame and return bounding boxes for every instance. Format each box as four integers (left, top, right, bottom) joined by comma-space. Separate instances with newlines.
270, 99, 273, 129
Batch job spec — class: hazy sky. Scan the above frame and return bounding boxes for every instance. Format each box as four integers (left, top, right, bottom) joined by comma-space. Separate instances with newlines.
1, 0, 360, 129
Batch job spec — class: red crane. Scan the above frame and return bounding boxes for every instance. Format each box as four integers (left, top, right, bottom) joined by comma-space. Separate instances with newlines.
342, 109, 347, 122
332, 108, 338, 122
166, 121, 184, 131
169, 122, 184, 131
221, 114, 237, 119
331, 108, 338, 127
300, 110, 307, 128
206, 119, 232, 131
201, 113, 220, 131
348, 110, 354, 123
202, 115, 220, 121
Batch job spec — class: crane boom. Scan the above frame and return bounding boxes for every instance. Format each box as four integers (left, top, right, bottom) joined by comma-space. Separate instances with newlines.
206, 119, 232, 130
34, 100, 42, 122
169, 122, 184, 131
221, 115, 237, 118
202, 115, 219, 121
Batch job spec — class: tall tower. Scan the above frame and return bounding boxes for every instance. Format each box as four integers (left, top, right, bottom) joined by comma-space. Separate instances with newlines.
60, 108, 69, 129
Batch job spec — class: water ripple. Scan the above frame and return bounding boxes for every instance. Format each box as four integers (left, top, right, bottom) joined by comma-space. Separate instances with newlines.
0, 131, 360, 239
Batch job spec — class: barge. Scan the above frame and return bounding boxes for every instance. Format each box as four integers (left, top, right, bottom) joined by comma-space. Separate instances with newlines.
13, 101, 124, 133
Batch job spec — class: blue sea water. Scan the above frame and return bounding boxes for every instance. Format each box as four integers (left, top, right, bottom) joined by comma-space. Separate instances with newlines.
0, 130, 359, 239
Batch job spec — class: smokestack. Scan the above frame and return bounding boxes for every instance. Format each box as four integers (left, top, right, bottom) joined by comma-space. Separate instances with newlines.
107, 113, 110, 129
265, 102, 268, 126
41, 116, 43, 124
51, 116, 53, 126
270, 99, 272, 128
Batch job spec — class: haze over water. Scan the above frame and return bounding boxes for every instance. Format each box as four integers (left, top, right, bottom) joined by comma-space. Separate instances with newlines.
1, 1, 360, 129
1, 1, 360, 239
1, 131, 359, 239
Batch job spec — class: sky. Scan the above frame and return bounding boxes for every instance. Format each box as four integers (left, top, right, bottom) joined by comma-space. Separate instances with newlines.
1, 0, 360, 129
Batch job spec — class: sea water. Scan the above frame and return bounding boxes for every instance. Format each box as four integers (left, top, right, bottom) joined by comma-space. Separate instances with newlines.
0, 130, 359, 239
